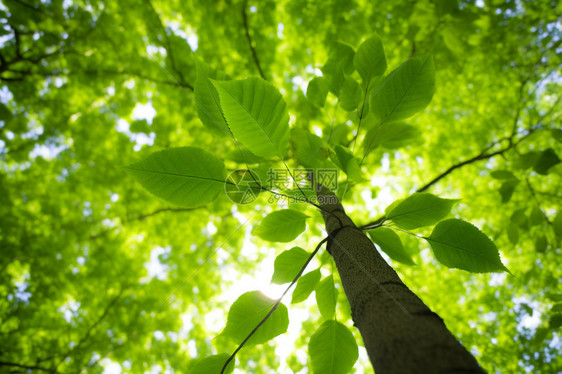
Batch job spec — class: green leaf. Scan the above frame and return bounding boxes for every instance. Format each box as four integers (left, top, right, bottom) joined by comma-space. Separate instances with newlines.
339, 77, 362, 111
530, 206, 545, 226
551, 129, 562, 142
506, 223, 519, 245
552, 303, 562, 313
547, 293, 562, 302
386, 193, 458, 230
212, 78, 290, 159
354, 34, 387, 86
362, 122, 421, 152
425, 219, 508, 273
533, 148, 560, 175
253, 209, 308, 242
308, 320, 359, 374
549, 314, 562, 329
511, 208, 529, 230
330, 145, 365, 182
316, 275, 338, 320
307, 77, 329, 108
125, 147, 226, 207
271, 247, 310, 284
292, 127, 333, 169
553, 212, 562, 240
535, 235, 547, 253
490, 170, 517, 180
499, 180, 519, 203
513, 151, 541, 170
221, 291, 288, 345
191, 354, 234, 374
368, 227, 415, 265
194, 58, 231, 136
370, 56, 435, 124
292, 268, 321, 304
328, 42, 356, 75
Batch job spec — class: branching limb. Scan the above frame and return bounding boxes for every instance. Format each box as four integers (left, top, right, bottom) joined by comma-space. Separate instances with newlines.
0, 360, 56, 373
143, 0, 187, 84
220, 236, 329, 374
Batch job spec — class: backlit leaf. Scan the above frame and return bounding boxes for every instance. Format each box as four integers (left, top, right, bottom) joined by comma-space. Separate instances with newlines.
309, 320, 358, 374
221, 291, 288, 345
386, 193, 458, 229
271, 247, 310, 284
425, 219, 508, 273
354, 34, 387, 86
370, 56, 435, 124
253, 209, 308, 242
316, 275, 338, 320
212, 78, 290, 158
126, 147, 226, 207
292, 268, 321, 304
368, 227, 415, 265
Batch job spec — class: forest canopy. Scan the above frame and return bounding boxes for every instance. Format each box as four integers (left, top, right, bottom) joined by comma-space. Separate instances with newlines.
1, 0, 561, 373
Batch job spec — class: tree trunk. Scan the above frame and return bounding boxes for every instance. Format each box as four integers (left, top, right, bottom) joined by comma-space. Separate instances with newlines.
317, 187, 486, 374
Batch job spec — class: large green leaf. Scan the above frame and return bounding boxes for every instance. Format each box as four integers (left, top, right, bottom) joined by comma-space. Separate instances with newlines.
292, 268, 321, 304
292, 127, 333, 168
194, 58, 231, 136
386, 193, 457, 230
533, 148, 560, 175
315, 275, 338, 320
221, 291, 288, 345
271, 247, 310, 284
339, 77, 362, 111
307, 76, 329, 108
425, 219, 508, 273
354, 34, 387, 86
253, 209, 308, 242
330, 145, 364, 182
125, 147, 226, 207
368, 227, 415, 265
190, 354, 234, 374
362, 121, 421, 152
370, 56, 435, 124
212, 78, 290, 158
308, 320, 358, 374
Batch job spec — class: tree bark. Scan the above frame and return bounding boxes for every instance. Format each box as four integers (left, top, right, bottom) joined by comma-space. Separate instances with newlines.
317, 187, 486, 374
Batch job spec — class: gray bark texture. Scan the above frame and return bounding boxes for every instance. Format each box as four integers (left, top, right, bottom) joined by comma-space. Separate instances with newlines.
317, 187, 486, 374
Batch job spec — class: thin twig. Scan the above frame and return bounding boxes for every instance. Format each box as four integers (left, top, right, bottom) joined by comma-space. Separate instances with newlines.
220, 237, 329, 374
242, 0, 265, 80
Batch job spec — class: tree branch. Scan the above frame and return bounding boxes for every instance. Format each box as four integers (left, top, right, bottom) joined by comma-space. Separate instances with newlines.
0, 360, 56, 373
143, 0, 187, 84
129, 206, 202, 221
242, 0, 266, 80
